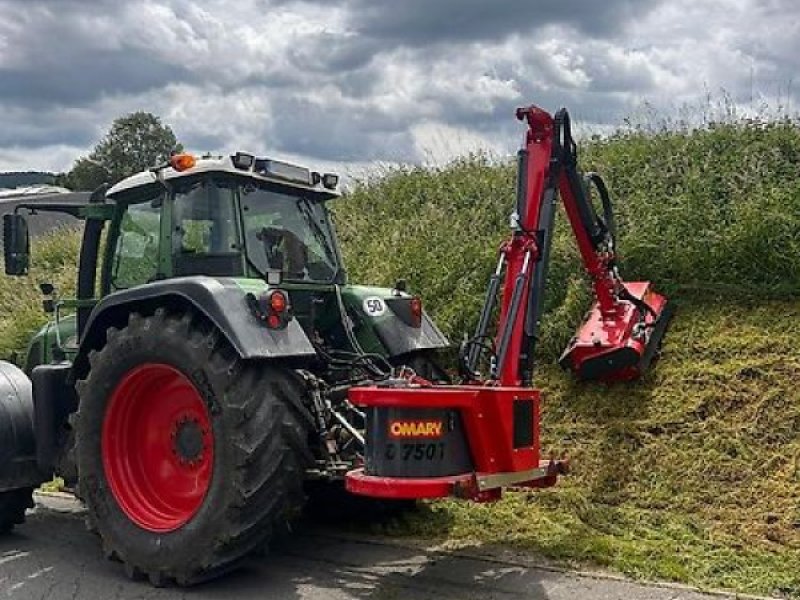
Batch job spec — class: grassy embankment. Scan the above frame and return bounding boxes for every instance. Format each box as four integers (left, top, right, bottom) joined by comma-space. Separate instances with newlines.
1, 119, 798, 597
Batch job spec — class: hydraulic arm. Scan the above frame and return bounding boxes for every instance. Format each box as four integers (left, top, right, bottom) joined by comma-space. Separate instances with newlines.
345, 104, 671, 502
465, 105, 671, 385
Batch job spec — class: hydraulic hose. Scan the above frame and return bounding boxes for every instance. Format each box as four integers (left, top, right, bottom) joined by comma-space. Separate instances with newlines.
584, 172, 616, 247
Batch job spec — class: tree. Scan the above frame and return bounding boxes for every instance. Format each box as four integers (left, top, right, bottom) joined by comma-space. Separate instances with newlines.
65, 112, 183, 190
60, 159, 111, 191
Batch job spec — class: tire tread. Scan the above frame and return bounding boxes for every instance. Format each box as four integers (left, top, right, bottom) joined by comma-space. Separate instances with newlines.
75, 309, 312, 586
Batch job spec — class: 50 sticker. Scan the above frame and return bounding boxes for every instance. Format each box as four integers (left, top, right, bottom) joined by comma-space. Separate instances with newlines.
362, 296, 387, 317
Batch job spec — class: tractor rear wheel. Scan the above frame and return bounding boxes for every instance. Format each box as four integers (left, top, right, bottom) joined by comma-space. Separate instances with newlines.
75, 308, 313, 585
0, 488, 34, 534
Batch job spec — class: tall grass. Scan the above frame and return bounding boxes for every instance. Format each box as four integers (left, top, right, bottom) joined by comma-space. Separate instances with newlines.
0, 227, 80, 359
335, 118, 800, 357
333, 116, 800, 597
382, 295, 800, 598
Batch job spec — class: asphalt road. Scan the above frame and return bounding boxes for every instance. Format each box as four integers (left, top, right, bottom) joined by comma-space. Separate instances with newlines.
0, 495, 752, 600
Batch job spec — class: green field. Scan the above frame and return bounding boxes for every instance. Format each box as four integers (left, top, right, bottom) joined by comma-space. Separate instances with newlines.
2, 119, 798, 597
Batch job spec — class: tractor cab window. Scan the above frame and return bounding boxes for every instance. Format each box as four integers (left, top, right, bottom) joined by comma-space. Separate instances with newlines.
172, 178, 243, 277
241, 183, 339, 282
111, 197, 162, 290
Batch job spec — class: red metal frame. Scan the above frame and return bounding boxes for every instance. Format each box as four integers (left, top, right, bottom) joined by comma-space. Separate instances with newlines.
495, 106, 553, 386
346, 385, 560, 502
512, 105, 670, 383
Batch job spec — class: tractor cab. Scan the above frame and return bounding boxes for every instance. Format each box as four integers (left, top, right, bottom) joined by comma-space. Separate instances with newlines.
104, 154, 344, 290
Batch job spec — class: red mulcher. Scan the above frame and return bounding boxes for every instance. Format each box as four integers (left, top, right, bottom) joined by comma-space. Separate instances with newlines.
346, 105, 672, 502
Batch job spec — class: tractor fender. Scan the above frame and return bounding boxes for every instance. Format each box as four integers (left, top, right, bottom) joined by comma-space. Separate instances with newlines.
341, 286, 450, 357
74, 276, 316, 379
371, 312, 450, 357
0, 361, 45, 492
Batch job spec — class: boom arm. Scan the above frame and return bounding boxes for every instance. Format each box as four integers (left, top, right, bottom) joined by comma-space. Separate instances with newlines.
346, 103, 668, 503
465, 105, 671, 385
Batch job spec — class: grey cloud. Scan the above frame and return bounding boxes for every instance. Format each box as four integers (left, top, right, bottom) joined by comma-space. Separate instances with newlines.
0, 107, 96, 148
288, 33, 379, 73
0, 0, 797, 171
7, 0, 120, 4
280, 0, 662, 46
0, 50, 195, 107
0, 1, 196, 108
184, 132, 229, 153
268, 94, 416, 161
355, 0, 659, 44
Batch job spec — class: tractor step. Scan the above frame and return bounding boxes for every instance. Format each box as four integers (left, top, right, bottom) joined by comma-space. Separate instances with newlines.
559, 281, 672, 382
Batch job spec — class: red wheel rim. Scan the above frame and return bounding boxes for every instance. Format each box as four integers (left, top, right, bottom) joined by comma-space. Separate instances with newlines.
101, 363, 214, 533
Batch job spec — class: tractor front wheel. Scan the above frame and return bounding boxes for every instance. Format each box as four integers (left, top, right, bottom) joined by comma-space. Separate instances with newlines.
75, 308, 313, 585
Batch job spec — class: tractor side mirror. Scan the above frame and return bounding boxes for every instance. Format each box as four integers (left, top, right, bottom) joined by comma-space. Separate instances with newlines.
3, 214, 30, 276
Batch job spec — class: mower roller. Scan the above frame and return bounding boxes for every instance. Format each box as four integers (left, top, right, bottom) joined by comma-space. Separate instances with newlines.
345, 105, 671, 501
0, 102, 669, 586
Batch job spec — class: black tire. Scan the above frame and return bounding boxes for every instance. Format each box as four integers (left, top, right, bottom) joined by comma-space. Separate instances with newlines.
0, 487, 34, 534
75, 308, 314, 586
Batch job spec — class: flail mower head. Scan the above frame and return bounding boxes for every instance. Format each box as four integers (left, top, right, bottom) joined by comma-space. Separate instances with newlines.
560, 281, 672, 382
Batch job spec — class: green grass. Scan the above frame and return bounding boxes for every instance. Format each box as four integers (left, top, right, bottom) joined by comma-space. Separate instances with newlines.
372, 296, 800, 598
335, 120, 800, 355
0, 227, 81, 359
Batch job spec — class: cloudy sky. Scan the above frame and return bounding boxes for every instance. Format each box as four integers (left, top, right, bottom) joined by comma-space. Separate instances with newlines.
0, 0, 797, 174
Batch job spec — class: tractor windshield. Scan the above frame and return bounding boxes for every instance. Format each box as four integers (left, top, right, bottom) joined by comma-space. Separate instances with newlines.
240, 182, 340, 283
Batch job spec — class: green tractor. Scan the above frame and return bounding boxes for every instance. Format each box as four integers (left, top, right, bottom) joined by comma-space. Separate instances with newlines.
0, 152, 448, 585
